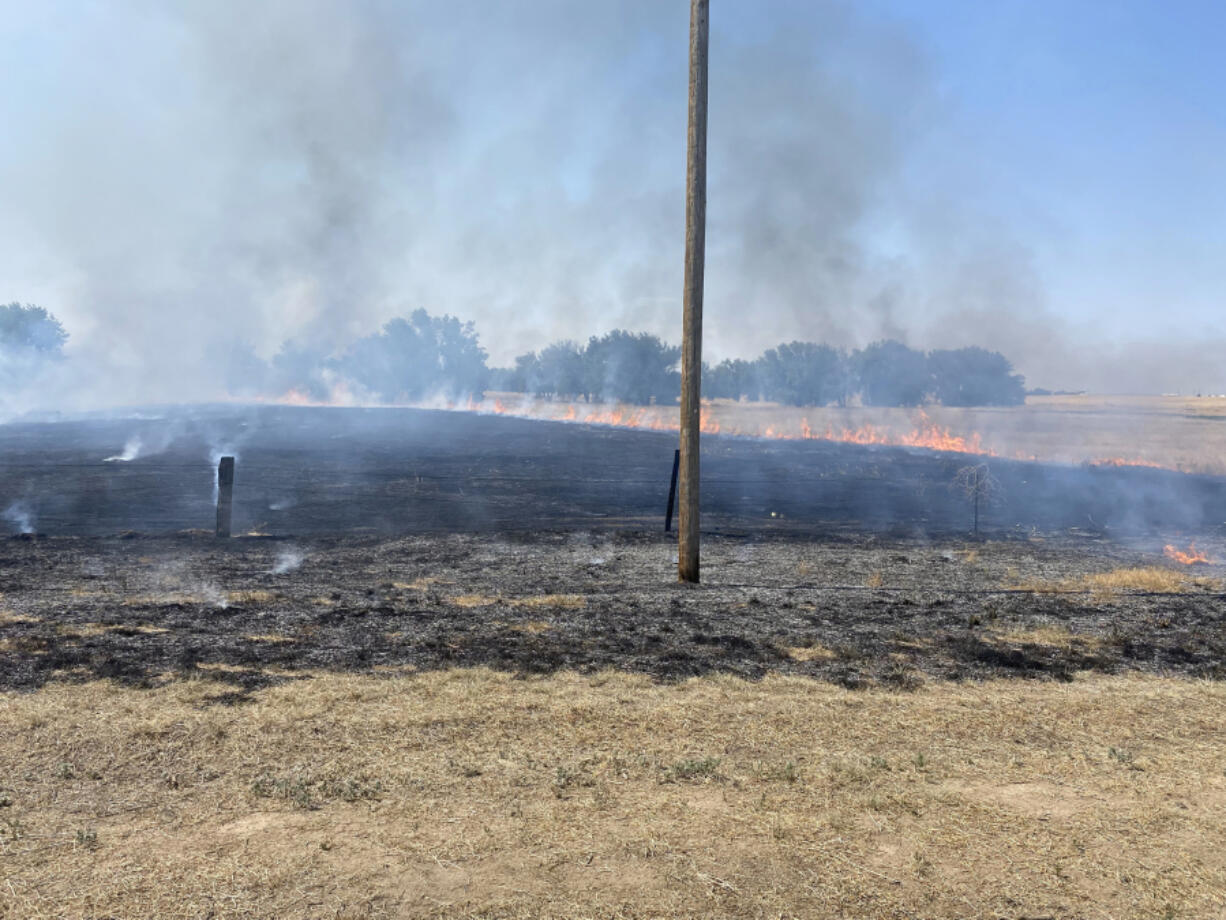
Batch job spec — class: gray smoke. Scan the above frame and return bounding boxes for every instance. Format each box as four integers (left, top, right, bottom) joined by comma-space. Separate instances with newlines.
0, 1, 1215, 403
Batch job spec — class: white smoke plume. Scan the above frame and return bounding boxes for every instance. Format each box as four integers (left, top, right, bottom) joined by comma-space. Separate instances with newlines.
104, 436, 143, 463
3, 502, 35, 535
271, 547, 305, 575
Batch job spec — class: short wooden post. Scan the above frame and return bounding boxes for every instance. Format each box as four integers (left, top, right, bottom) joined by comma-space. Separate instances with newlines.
665, 449, 681, 532
216, 456, 235, 538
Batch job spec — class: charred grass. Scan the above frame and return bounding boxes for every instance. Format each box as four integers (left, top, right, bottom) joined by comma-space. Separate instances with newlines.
2, 530, 1226, 916
2, 669, 1225, 919
3, 530, 1226, 693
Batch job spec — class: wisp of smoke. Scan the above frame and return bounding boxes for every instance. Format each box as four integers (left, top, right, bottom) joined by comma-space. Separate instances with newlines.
271, 547, 304, 575
2, 502, 34, 534
198, 581, 229, 609
104, 436, 144, 462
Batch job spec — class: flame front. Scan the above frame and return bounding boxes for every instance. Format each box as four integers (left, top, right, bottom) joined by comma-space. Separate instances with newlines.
260, 388, 1184, 472
470, 399, 1013, 457
1164, 542, 1211, 565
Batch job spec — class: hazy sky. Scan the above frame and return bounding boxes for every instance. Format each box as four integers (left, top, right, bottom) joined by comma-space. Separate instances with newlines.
2, 0, 1224, 400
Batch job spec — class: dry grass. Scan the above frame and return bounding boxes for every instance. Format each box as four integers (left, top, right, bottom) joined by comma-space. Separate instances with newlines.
121, 593, 209, 607
451, 593, 586, 610
991, 626, 1106, 652
56, 623, 170, 639
782, 644, 837, 662
2, 669, 1224, 919
1009, 566, 1220, 596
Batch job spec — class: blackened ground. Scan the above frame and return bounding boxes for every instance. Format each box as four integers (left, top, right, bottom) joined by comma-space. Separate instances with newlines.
1, 529, 1223, 696
3, 405, 1226, 536
3, 407, 1223, 695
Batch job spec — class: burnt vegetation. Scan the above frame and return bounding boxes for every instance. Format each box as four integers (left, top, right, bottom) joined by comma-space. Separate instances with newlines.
1, 529, 1223, 697
1, 407, 1224, 695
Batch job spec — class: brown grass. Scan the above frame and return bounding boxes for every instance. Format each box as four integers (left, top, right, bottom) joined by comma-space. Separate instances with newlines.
2, 670, 1223, 919
121, 593, 209, 607
56, 623, 170, 639
782, 644, 837, 662
991, 626, 1106, 652
451, 593, 586, 610
1009, 566, 1220, 596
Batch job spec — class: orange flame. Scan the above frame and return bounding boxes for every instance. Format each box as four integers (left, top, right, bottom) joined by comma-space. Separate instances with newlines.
467, 400, 1009, 457
259, 389, 1181, 472
1164, 543, 1211, 565
1090, 457, 1166, 470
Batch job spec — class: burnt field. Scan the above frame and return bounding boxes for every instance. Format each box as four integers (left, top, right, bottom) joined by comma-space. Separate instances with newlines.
4, 403, 1226, 536
3, 528, 1225, 697
2, 406, 1225, 695
6, 407, 1226, 918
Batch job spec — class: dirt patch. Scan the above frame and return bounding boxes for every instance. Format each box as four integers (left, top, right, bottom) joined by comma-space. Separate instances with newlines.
945, 779, 1099, 819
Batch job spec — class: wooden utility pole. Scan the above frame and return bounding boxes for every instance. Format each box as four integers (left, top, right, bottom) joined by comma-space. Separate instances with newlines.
679, 0, 709, 583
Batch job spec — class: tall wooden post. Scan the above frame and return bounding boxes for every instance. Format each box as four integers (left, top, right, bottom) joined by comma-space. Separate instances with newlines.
216, 456, 235, 538
679, 0, 709, 583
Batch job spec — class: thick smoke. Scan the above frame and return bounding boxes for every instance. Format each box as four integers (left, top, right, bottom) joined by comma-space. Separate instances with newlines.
0, 0, 1217, 407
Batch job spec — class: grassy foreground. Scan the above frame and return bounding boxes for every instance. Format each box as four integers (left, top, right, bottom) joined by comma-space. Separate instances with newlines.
2, 669, 1224, 919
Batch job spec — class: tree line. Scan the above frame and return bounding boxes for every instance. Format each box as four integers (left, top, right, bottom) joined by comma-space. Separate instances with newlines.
0, 302, 68, 391
225, 309, 489, 404
497, 336, 1025, 407
3, 302, 1026, 408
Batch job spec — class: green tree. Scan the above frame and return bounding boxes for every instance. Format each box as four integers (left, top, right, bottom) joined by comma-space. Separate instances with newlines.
535, 341, 586, 399
706, 358, 761, 401
852, 340, 930, 407
582, 330, 680, 404
756, 342, 847, 406
928, 347, 1025, 406
0, 303, 67, 355
338, 309, 488, 401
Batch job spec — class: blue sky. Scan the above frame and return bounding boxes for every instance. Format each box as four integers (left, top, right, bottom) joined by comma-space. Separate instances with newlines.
864, 0, 1226, 340
1, 1, 1224, 397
